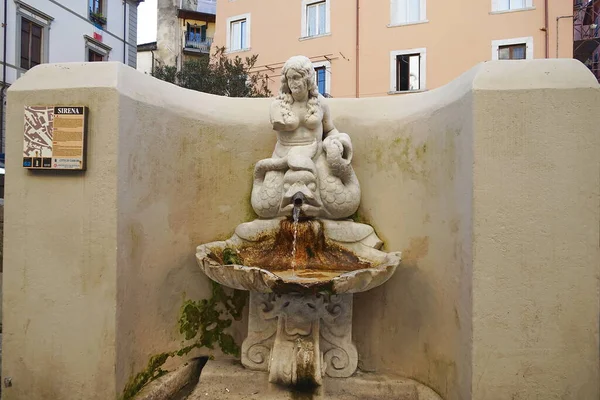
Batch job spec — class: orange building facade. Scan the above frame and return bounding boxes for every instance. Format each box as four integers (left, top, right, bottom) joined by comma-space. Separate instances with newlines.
213, 0, 574, 98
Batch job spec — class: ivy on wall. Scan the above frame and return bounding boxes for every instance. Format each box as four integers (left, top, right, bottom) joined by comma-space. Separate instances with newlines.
120, 282, 247, 400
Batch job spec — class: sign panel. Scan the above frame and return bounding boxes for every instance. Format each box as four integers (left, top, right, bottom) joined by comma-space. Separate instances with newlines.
23, 106, 88, 170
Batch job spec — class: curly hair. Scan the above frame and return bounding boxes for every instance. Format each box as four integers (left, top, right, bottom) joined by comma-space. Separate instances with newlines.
277, 55, 321, 126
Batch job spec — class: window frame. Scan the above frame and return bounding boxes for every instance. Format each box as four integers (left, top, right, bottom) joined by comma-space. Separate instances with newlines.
226, 13, 251, 52
491, 37, 533, 60
14, 1, 52, 74
491, 0, 534, 13
498, 44, 526, 60
20, 17, 43, 70
84, 34, 112, 62
389, 48, 426, 93
312, 60, 331, 96
301, 0, 330, 39
389, 0, 427, 27
88, 49, 104, 62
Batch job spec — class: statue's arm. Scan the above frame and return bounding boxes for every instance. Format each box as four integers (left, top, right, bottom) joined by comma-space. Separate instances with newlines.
270, 100, 288, 131
321, 96, 353, 165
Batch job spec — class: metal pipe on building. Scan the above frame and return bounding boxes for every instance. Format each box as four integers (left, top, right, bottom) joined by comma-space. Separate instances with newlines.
354, 0, 360, 97
556, 15, 575, 58
1, 0, 8, 154
151, 50, 155, 75
123, 0, 127, 64
544, 0, 549, 58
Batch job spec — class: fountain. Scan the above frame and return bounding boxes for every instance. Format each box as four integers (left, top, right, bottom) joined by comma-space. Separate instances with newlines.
195, 55, 403, 389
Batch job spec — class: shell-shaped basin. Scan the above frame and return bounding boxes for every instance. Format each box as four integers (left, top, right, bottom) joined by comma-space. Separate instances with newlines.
195, 219, 401, 295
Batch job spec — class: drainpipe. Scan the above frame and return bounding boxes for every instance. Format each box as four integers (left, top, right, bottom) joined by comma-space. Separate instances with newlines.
544, 0, 549, 58
1, 0, 8, 155
123, 0, 127, 64
355, 0, 360, 98
556, 15, 575, 58
151, 49, 155, 75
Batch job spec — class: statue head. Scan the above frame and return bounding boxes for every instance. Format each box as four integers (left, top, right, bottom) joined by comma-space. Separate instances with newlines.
277, 55, 321, 123
279, 55, 319, 100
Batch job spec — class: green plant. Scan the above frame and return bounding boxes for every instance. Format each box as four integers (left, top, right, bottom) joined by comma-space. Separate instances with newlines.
120, 282, 247, 400
90, 10, 106, 25
152, 46, 271, 98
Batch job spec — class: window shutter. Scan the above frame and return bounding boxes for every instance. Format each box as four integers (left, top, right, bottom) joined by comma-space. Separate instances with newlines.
317, 2, 326, 34
392, 0, 408, 24
20, 19, 30, 69
30, 24, 42, 67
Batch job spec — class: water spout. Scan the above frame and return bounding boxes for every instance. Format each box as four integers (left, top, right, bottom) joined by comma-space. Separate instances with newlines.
291, 192, 304, 222
292, 192, 305, 207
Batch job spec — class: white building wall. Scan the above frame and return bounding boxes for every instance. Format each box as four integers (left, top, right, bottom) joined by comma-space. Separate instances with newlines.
0, 0, 139, 86
0, 0, 141, 155
137, 50, 154, 75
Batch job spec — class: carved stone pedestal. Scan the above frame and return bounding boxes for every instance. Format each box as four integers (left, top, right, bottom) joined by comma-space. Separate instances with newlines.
241, 291, 358, 387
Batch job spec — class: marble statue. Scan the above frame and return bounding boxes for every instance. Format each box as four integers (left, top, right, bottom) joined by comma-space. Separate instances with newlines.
251, 55, 360, 220
196, 55, 402, 390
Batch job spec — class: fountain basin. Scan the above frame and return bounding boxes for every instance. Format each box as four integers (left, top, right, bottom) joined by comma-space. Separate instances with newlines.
195, 218, 401, 295
195, 218, 402, 387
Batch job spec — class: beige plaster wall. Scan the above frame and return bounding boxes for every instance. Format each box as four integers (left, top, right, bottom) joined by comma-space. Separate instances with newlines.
334, 70, 477, 399
3, 64, 121, 399
3, 59, 598, 400
470, 61, 600, 399
113, 72, 273, 392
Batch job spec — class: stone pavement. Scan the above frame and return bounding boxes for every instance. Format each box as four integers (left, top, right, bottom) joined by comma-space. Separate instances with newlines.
185, 359, 442, 400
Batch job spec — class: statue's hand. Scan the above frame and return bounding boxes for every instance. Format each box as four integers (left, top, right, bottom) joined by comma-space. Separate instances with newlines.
324, 133, 353, 163
324, 137, 343, 159
324, 136, 351, 177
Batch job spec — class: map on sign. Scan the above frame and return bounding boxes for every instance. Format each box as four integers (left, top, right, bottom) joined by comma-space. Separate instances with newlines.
23, 106, 88, 170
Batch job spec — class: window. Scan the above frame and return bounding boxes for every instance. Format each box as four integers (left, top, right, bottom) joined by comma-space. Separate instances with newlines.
396, 54, 420, 91
307, 1, 326, 36
312, 61, 330, 96
492, 0, 533, 12
15, 2, 52, 73
89, 0, 106, 25
20, 18, 42, 70
390, 48, 426, 92
491, 37, 533, 60
187, 23, 208, 43
390, 0, 426, 25
88, 49, 104, 62
90, 0, 103, 14
315, 67, 326, 94
498, 44, 526, 60
226, 14, 251, 52
84, 35, 111, 62
301, 0, 330, 38
230, 19, 246, 50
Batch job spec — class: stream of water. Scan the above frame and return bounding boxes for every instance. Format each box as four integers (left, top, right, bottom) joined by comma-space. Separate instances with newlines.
291, 205, 300, 275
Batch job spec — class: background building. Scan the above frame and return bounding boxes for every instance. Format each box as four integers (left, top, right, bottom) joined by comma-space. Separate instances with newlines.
137, 41, 157, 75
574, 0, 600, 81
214, 0, 574, 98
0, 0, 143, 157
148, 0, 216, 72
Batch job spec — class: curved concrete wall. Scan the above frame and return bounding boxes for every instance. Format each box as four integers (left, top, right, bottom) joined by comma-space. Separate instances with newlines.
2, 59, 599, 400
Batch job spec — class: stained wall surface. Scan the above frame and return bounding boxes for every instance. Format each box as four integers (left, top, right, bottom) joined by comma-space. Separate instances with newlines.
3, 59, 598, 400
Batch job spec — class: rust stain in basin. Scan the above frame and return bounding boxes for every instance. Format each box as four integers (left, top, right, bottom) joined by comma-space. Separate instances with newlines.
218, 219, 372, 273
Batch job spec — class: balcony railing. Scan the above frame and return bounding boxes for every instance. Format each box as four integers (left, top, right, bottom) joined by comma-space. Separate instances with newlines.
185, 34, 213, 53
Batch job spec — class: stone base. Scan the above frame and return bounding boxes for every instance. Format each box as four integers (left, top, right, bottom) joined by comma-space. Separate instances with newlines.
242, 292, 358, 387
187, 359, 442, 400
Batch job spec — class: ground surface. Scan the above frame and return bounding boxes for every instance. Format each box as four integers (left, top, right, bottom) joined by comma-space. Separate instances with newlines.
184, 359, 442, 400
